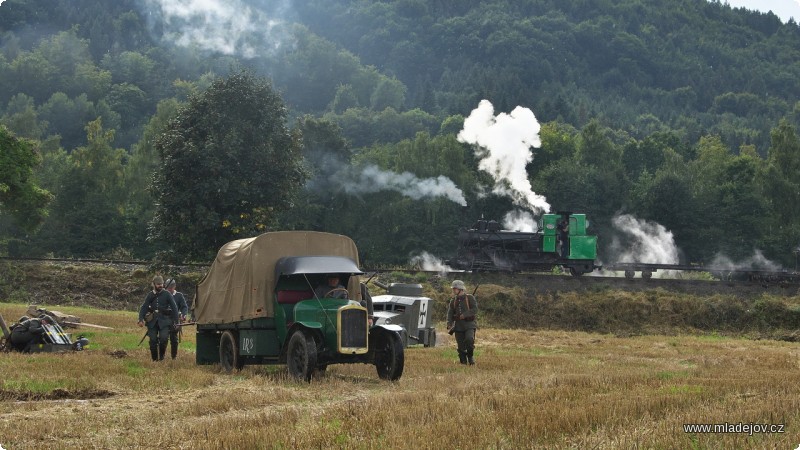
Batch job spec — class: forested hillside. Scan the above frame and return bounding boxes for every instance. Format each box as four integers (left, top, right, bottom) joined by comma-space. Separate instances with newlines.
1, 0, 799, 268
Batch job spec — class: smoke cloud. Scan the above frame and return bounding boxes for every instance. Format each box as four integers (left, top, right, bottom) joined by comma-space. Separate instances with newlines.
610, 214, 679, 264
710, 250, 781, 271
337, 164, 467, 206
457, 99, 550, 215
503, 209, 538, 232
409, 251, 455, 275
141, 0, 291, 57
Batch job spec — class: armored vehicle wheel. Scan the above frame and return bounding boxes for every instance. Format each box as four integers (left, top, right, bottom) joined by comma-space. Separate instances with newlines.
219, 331, 243, 373
642, 271, 653, 280
424, 329, 436, 348
287, 330, 317, 382
374, 330, 404, 381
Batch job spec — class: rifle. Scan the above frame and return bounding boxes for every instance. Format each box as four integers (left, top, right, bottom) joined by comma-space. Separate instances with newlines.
172, 322, 196, 343
364, 272, 379, 285
137, 329, 148, 346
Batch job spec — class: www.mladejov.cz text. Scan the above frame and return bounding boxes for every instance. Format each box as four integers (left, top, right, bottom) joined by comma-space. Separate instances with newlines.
683, 422, 785, 436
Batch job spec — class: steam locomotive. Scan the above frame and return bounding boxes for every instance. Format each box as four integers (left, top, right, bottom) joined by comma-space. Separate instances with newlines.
449, 212, 598, 275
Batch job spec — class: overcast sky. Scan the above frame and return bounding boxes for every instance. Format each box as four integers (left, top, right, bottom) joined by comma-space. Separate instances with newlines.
718, 0, 800, 22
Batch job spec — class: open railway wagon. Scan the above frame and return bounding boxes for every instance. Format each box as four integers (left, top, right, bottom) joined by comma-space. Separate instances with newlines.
194, 231, 405, 381
603, 261, 800, 283
0, 313, 88, 353
450, 212, 598, 275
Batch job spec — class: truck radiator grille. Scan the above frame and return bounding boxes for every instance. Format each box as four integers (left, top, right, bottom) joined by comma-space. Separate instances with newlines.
340, 308, 367, 348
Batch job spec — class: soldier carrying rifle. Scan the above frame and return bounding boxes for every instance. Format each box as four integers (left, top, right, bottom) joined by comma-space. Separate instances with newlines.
446, 280, 478, 365
137, 275, 179, 361
165, 278, 189, 360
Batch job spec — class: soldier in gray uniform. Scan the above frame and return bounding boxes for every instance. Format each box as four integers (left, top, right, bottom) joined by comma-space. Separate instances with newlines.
446, 280, 478, 365
165, 278, 189, 359
138, 275, 179, 361
9, 315, 45, 352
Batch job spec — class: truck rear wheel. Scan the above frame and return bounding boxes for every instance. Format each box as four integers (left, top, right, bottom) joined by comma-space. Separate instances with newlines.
219, 331, 243, 373
374, 330, 404, 381
287, 330, 317, 382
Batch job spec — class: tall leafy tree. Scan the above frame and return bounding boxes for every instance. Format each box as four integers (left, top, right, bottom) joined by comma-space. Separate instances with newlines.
276, 115, 350, 232
123, 98, 183, 258
0, 125, 52, 231
150, 70, 308, 261
29, 118, 127, 255
760, 120, 800, 264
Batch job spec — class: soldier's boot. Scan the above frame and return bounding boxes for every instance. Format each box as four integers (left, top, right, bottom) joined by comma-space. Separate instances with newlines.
149, 346, 158, 361
158, 342, 167, 361
458, 351, 468, 365
171, 344, 178, 360
467, 350, 475, 365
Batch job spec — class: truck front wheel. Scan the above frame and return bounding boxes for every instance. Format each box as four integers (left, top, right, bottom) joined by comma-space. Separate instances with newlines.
287, 330, 317, 382
374, 330, 404, 381
219, 331, 243, 373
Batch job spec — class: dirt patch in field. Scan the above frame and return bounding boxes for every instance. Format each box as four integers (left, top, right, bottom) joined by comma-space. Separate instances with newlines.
0, 388, 115, 401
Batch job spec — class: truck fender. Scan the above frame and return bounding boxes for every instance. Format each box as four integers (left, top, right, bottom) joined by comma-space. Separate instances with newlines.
282, 323, 324, 361
371, 324, 403, 333
289, 321, 323, 332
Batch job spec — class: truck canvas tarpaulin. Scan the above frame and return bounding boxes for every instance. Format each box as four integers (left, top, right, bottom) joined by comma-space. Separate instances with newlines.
194, 231, 360, 324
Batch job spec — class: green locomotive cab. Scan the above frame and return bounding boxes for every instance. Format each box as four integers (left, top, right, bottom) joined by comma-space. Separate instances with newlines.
541, 213, 597, 260
194, 231, 404, 381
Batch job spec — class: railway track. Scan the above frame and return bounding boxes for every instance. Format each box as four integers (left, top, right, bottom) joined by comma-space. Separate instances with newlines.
4, 257, 799, 293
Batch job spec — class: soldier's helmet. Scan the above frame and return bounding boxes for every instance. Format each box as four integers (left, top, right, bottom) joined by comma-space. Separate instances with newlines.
451, 280, 466, 290
152, 275, 164, 285
165, 278, 176, 288
18, 315, 29, 322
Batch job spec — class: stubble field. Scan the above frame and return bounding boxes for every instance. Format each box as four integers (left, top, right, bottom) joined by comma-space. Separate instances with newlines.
1, 302, 800, 449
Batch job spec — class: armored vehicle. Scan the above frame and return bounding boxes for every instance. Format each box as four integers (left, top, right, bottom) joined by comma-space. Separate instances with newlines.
370, 282, 436, 348
194, 231, 405, 381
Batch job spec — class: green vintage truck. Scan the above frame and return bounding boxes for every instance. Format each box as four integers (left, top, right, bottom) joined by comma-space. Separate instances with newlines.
194, 231, 404, 381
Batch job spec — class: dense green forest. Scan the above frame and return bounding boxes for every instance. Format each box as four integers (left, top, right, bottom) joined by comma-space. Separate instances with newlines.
1, 0, 799, 268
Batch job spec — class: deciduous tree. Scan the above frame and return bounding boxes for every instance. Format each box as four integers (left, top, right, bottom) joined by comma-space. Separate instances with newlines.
150, 70, 307, 261
0, 126, 52, 231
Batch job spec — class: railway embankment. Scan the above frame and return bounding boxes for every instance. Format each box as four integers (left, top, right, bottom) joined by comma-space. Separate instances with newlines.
2, 260, 799, 340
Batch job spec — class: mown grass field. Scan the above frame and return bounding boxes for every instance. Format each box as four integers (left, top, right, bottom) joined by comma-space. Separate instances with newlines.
2, 302, 800, 449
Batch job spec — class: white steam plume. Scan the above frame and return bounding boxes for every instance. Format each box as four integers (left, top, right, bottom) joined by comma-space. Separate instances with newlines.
338, 164, 467, 206
710, 250, 781, 271
457, 99, 550, 215
503, 209, 538, 232
610, 214, 679, 264
410, 252, 455, 275
142, 0, 289, 57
